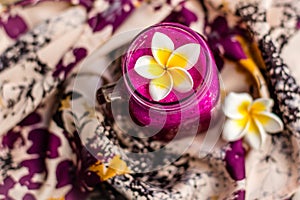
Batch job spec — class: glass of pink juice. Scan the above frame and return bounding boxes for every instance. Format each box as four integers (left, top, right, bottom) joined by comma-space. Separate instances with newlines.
120, 23, 220, 141
97, 23, 220, 141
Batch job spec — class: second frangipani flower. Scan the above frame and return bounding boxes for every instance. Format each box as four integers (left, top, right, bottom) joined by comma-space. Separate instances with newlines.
223, 92, 284, 149
134, 32, 200, 101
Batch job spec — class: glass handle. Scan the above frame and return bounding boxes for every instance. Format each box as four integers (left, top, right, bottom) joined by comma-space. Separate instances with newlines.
96, 82, 122, 104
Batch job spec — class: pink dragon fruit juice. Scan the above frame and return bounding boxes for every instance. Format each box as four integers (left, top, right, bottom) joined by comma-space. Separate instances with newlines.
122, 23, 220, 141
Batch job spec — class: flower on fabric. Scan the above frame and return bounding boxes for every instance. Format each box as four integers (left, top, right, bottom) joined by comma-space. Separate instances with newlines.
222, 92, 284, 149
134, 32, 200, 101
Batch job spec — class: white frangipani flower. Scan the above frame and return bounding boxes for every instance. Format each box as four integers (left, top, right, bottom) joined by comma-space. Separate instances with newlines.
134, 32, 200, 101
222, 92, 284, 149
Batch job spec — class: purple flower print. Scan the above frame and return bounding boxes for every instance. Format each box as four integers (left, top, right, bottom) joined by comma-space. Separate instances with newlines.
66, 132, 101, 188
53, 48, 87, 78
17, 128, 61, 190
19, 112, 42, 126
0, 14, 27, 39
0, 177, 15, 198
2, 112, 41, 149
20, 158, 47, 190
2, 130, 24, 149
27, 128, 61, 159
55, 148, 98, 200
56, 160, 75, 188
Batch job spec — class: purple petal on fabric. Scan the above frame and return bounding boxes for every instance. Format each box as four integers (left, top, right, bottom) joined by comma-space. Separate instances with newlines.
52, 47, 87, 78
163, 4, 198, 26
220, 37, 247, 60
212, 51, 225, 71
2, 130, 24, 149
0, 177, 15, 197
56, 160, 74, 188
88, 0, 135, 32
0, 15, 27, 39
178, 6, 198, 25
205, 15, 249, 69
19, 112, 42, 126
224, 140, 245, 181
27, 128, 61, 158
23, 193, 36, 200
233, 190, 245, 200
210, 16, 230, 36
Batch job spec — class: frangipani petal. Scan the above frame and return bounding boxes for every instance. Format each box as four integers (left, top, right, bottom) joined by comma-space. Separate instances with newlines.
254, 112, 283, 133
166, 43, 200, 70
149, 72, 173, 101
251, 98, 274, 113
223, 92, 253, 119
168, 67, 193, 93
256, 119, 267, 149
152, 32, 174, 66
244, 131, 260, 150
134, 55, 165, 79
244, 119, 266, 150
222, 117, 249, 141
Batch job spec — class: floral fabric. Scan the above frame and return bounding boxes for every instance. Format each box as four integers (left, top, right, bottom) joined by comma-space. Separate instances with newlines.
0, 0, 299, 200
